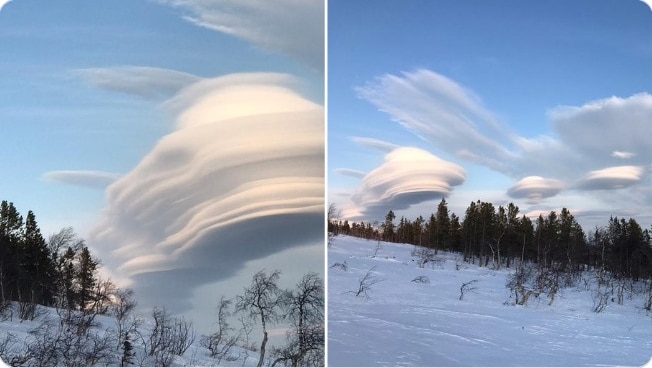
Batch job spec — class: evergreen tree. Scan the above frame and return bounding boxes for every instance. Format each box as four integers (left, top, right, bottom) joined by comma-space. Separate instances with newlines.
382, 210, 396, 242
435, 199, 450, 250
20, 211, 56, 306
77, 246, 98, 312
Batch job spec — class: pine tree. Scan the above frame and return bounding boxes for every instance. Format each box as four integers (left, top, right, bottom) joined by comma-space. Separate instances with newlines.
436, 199, 450, 250
382, 210, 396, 242
77, 246, 98, 312
21, 211, 56, 306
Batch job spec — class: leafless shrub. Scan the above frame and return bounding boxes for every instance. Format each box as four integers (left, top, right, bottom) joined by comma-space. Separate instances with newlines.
329, 261, 348, 271
14, 312, 116, 367
147, 306, 195, 366
18, 300, 38, 321
412, 247, 439, 268
459, 280, 478, 300
0, 332, 18, 361
349, 267, 382, 299
506, 263, 537, 306
411, 275, 430, 284
201, 297, 239, 364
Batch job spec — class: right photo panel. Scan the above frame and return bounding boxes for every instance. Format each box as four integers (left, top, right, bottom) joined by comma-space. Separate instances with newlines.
327, 0, 652, 366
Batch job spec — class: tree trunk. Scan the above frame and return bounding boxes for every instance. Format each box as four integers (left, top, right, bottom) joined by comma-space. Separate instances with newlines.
258, 329, 268, 367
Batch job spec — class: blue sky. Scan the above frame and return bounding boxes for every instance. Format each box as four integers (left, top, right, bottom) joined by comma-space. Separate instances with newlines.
328, 0, 652, 230
1, 0, 324, 337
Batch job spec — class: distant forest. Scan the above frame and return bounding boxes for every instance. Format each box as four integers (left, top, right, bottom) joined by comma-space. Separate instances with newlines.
329, 199, 652, 282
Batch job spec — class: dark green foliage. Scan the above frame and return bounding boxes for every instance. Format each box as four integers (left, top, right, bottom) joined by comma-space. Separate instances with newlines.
0, 200, 107, 319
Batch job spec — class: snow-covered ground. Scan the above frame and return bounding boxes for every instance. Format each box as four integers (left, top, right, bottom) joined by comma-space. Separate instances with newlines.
0, 303, 260, 367
328, 235, 652, 367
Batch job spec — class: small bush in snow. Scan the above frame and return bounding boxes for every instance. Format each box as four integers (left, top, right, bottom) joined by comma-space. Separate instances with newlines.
330, 261, 348, 271
411, 276, 430, 284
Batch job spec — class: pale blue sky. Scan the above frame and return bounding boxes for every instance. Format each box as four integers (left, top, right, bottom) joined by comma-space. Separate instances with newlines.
329, 0, 652, 230
1, 0, 324, 338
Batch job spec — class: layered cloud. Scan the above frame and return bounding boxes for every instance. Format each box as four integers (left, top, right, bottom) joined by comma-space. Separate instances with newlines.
89, 73, 323, 311
74, 66, 200, 99
158, 0, 324, 70
43, 170, 120, 189
343, 146, 465, 219
507, 176, 565, 204
577, 165, 646, 190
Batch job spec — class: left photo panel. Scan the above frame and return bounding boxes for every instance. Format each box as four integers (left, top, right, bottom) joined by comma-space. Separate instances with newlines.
0, 0, 324, 366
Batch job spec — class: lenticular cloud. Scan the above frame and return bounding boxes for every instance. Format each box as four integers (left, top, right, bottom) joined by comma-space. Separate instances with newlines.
507, 176, 565, 204
89, 73, 323, 302
347, 147, 466, 219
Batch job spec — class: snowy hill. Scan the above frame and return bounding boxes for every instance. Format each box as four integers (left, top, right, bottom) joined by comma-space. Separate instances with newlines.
328, 235, 652, 366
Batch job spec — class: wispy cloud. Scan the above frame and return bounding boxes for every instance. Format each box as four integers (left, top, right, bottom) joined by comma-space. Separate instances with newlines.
158, 0, 324, 70
356, 69, 516, 175
349, 137, 399, 152
343, 146, 465, 220
611, 150, 636, 159
334, 168, 367, 179
89, 73, 324, 312
74, 66, 200, 99
43, 170, 121, 189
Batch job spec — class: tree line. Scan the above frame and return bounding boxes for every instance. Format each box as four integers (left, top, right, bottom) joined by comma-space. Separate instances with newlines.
330, 198, 652, 281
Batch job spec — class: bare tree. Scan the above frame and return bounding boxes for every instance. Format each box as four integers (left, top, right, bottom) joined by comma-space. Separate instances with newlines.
237, 313, 256, 366
147, 306, 195, 366
201, 296, 239, 364
276, 272, 324, 367
235, 270, 283, 367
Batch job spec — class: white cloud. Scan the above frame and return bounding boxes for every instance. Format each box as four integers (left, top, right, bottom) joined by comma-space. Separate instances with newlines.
75, 66, 200, 99
344, 146, 465, 220
356, 69, 518, 175
577, 165, 646, 190
507, 176, 565, 204
611, 150, 637, 159
350, 137, 399, 152
355, 69, 652, 225
334, 168, 367, 179
0, 0, 11, 12
158, 0, 324, 70
43, 170, 121, 189
89, 73, 323, 312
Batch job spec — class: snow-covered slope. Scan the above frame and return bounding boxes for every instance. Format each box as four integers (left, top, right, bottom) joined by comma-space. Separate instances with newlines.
328, 235, 652, 366
0, 303, 259, 367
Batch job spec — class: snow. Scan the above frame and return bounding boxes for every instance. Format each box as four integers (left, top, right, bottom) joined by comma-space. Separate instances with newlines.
328, 235, 652, 367
0, 303, 260, 367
